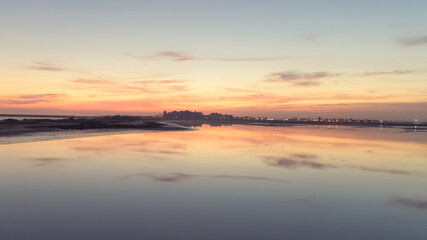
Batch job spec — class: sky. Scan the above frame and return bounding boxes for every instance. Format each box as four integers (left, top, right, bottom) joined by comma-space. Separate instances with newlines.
1, 0, 426, 121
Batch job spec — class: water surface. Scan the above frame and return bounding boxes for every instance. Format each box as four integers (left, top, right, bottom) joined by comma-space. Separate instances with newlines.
0, 125, 426, 240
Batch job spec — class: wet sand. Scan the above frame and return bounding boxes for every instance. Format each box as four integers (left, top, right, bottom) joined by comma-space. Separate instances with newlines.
0, 117, 192, 144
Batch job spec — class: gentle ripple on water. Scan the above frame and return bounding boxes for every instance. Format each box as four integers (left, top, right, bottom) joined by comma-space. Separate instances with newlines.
0, 124, 426, 240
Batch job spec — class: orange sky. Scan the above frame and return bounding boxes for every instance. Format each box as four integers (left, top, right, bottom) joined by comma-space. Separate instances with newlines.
1, 1, 427, 120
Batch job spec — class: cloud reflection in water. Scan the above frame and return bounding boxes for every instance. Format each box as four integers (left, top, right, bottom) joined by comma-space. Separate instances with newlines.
391, 197, 427, 210
123, 172, 287, 183
29, 157, 64, 167
263, 155, 336, 169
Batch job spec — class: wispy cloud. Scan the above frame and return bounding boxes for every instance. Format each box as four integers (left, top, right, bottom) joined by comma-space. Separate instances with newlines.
134, 80, 188, 84
291, 154, 318, 160
263, 154, 336, 170
133, 80, 189, 91
398, 35, 427, 46
128, 51, 285, 62
220, 87, 259, 93
0, 94, 66, 105
69, 77, 189, 94
127, 51, 195, 61
71, 139, 189, 155
391, 197, 427, 210
210, 174, 286, 182
362, 70, 414, 76
18, 94, 62, 99
149, 51, 196, 61
72, 146, 114, 152
125, 172, 193, 182
356, 167, 414, 175
133, 148, 187, 155
71, 79, 116, 85
28, 61, 67, 71
262, 154, 413, 175
264, 157, 335, 169
294, 32, 331, 42
264, 69, 413, 86
123, 172, 286, 183
29, 157, 64, 166
294, 81, 321, 86
264, 71, 340, 86
214, 57, 285, 62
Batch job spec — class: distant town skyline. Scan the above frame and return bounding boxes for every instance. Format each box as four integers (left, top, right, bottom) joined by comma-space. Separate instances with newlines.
1, 0, 427, 121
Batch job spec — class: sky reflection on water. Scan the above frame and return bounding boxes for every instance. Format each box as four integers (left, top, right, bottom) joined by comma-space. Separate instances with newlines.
0, 125, 426, 240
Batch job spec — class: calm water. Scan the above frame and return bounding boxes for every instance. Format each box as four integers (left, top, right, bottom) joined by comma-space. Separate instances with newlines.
0, 117, 67, 120
0, 125, 426, 240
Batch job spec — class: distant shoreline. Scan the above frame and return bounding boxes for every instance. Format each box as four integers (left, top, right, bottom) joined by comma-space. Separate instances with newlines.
1, 115, 425, 140
0, 114, 74, 119
0, 116, 190, 138
1, 114, 424, 126
163, 119, 426, 129
0, 116, 425, 145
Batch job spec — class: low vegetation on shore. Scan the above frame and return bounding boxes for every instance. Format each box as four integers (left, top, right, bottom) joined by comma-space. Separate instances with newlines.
0, 115, 187, 137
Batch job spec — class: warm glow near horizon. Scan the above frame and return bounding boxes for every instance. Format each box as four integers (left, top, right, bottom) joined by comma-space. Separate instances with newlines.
1, 0, 427, 120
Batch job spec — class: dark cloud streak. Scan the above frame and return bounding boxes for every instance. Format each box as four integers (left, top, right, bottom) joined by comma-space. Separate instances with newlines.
291, 154, 318, 160
262, 154, 414, 175
0, 94, 66, 105
29, 157, 64, 166
398, 35, 427, 46
214, 57, 286, 62
128, 51, 285, 62
362, 70, 414, 76
69, 77, 189, 94
71, 79, 116, 85
28, 62, 67, 71
357, 167, 413, 175
263, 156, 335, 169
211, 174, 287, 182
264, 71, 340, 86
123, 172, 286, 183
391, 197, 427, 210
